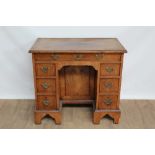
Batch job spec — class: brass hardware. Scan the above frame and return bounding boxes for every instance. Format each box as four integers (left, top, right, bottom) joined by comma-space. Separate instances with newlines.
41, 66, 48, 73
104, 82, 113, 88
74, 54, 83, 60
43, 99, 49, 106
42, 82, 48, 89
105, 67, 113, 73
104, 98, 112, 105
51, 54, 59, 60
95, 54, 103, 60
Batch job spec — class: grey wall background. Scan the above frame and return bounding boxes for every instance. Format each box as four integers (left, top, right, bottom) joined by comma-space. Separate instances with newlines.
0, 26, 155, 99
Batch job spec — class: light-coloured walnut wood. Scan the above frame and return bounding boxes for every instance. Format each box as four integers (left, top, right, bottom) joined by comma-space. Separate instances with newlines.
59, 66, 96, 100
30, 38, 126, 125
34, 53, 122, 62
29, 38, 127, 52
99, 79, 119, 93
35, 63, 56, 76
36, 79, 56, 94
93, 109, 121, 124
100, 64, 120, 76
35, 109, 61, 124
98, 95, 118, 109
36, 95, 57, 110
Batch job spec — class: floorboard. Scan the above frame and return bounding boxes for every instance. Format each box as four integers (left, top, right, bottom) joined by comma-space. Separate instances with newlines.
0, 99, 155, 129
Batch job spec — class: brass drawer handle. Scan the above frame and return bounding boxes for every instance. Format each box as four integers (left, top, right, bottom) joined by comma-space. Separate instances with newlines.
104, 82, 113, 88
42, 82, 48, 89
41, 66, 48, 73
74, 54, 83, 60
51, 54, 59, 60
42, 99, 49, 106
96, 54, 103, 60
105, 67, 113, 73
104, 98, 112, 105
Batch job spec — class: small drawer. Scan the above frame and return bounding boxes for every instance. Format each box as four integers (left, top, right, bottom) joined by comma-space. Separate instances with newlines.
100, 64, 120, 76
34, 53, 121, 62
36, 79, 56, 94
98, 95, 118, 109
36, 95, 57, 110
99, 79, 119, 93
35, 63, 56, 76
34, 54, 52, 61
102, 54, 121, 62
34, 53, 98, 61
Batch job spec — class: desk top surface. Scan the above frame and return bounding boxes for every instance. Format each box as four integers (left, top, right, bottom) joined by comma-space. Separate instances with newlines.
29, 38, 127, 53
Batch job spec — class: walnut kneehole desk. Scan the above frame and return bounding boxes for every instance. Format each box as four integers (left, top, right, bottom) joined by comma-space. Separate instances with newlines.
29, 38, 127, 125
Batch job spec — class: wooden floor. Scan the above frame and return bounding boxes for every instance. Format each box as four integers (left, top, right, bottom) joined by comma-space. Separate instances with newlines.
0, 100, 155, 129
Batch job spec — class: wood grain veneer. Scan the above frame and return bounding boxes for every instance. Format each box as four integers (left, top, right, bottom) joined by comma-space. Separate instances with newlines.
29, 38, 127, 124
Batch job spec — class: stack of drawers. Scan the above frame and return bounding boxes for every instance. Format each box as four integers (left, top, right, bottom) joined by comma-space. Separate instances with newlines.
32, 54, 61, 124
94, 53, 123, 124
34, 56, 57, 111
98, 55, 122, 109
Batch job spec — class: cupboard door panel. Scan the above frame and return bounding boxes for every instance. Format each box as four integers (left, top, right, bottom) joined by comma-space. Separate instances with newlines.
59, 66, 96, 100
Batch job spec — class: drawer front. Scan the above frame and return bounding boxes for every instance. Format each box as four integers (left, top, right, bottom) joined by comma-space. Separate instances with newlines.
36, 63, 56, 76
34, 54, 52, 61
100, 64, 120, 76
98, 95, 118, 109
99, 79, 119, 93
102, 54, 121, 62
36, 95, 57, 110
36, 79, 56, 94
34, 53, 121, 62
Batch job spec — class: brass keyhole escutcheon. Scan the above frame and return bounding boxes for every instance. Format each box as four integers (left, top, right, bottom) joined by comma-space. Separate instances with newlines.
104, 98, 112, 105
95, 54, 103, 60
105, 67, 113, 73
104, 82, 113, 88
51, 54, 59, 60
43, 99, 49, 106
42, 82, 48, 89
42, 66, 48, 73
74, 54, 83, 60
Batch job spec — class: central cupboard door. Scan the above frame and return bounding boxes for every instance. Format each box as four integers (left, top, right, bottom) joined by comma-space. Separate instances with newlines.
59, 66, 97, 100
